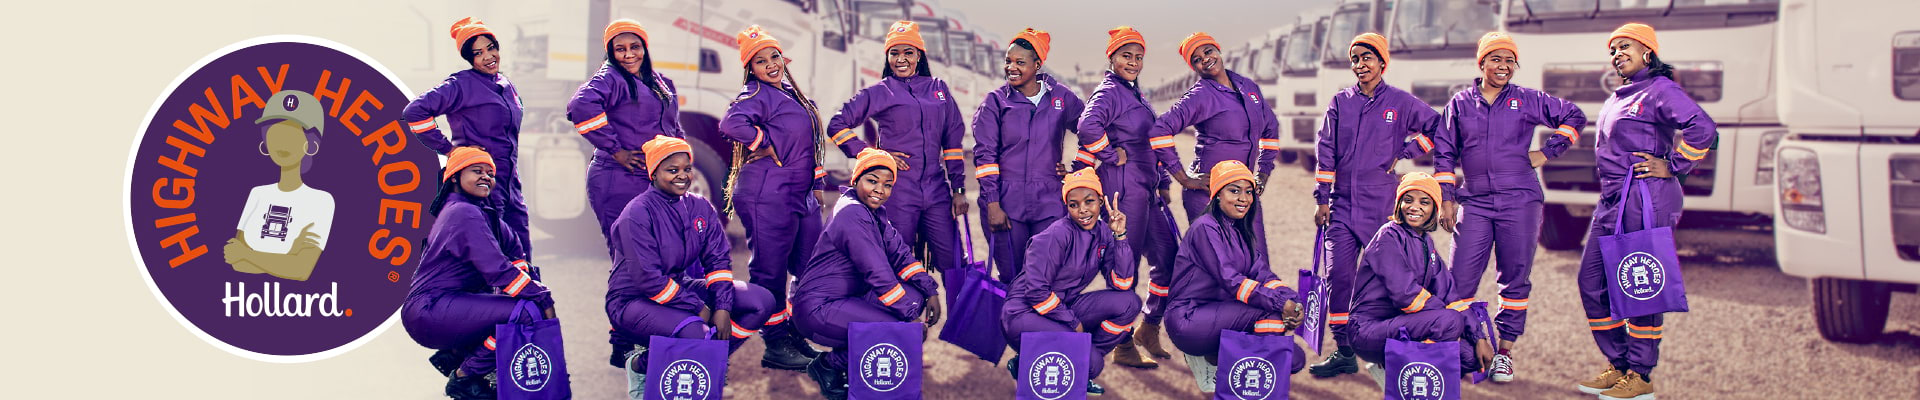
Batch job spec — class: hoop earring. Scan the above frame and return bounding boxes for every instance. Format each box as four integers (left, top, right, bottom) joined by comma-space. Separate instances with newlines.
1642, 53, 1650, 64
306, 142, 320, 156
259, 142, 269, 156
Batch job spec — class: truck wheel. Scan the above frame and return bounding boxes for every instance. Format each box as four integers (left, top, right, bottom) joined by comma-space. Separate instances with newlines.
1812, 277, 1892, 343
1279, 150, 1300, 164
1537, 204, 1588, 251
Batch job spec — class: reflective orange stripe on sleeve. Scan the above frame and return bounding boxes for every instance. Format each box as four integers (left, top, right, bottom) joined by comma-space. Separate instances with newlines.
573, 113, 608, 135
1401, 289, 1433, 313
649, 279, 681, 304
880, 284, 906, 306
409, 118, 438, 134
1034, 293, 1062, 315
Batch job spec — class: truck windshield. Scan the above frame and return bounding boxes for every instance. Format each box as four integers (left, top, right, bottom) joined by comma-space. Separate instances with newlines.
1510, 0, 1776, 19
1392, 0, 1499, 52
1283, 25, 1320, 74
1321, 7, 1369, 67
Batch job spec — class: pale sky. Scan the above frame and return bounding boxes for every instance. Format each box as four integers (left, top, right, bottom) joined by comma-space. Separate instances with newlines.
934, 0, 1335, 88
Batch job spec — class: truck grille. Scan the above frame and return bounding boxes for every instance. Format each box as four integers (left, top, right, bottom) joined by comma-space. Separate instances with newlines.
1889, 155, 1920, 260
1292, 118, 1317, 144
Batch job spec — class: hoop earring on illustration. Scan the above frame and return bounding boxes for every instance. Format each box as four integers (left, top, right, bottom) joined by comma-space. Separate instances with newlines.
306, 141, 320, 156
259, 142, 269, 156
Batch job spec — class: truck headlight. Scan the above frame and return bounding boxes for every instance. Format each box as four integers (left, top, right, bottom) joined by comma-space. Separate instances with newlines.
1778, 147, 1825, 233
1755, 130, 1787, 185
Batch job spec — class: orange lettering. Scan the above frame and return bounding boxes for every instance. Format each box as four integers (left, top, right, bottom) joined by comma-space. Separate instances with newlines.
151, 178, 195, 209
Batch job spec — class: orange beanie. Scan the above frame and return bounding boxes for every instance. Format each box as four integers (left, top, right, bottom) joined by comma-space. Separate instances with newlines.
444, 146, 494, 182
1105, 26, 1146, 58
604, 18, 651, 47
1208, 160, 1256, 197
1607, 23, 1659, 54
1012, 27, 1052, 62
1477, 31, 1518, 63
450, 18, 493, 55
884, 21, 926, 53
1178, 32, 1220, 65
1351, 32, 1391, 65
854, 148, 898, 181
641, 135, 691, 174
1061, 167, 1104, 203
737, 25, 783, 65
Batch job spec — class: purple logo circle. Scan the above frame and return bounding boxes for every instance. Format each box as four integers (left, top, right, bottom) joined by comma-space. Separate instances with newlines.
126, 36, 432, 361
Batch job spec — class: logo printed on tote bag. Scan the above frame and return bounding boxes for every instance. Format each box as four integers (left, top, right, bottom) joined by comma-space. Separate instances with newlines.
1396, 361, 1446, 400
657, 359, 714, 399
859, 343, 911, 392
1225, 356, 1279, 400
1615, 251, 1667, 300
1025, 351, 1077, 400
510, 343, 557, 391
126, 36, 432, 362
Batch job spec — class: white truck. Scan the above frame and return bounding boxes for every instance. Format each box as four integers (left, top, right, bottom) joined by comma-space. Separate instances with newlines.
1502, 0, 1782, 250
1275, 12, 1328, 169
1771, 0, 1920, 343
1382, 0, 1504, 170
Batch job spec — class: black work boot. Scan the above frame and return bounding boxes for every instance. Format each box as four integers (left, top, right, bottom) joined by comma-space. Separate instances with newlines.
760, 334, 814, 370
1308, 346, 1359, 378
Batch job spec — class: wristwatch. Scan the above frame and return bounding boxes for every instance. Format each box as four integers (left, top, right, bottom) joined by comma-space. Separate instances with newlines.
952, 187, 966, 195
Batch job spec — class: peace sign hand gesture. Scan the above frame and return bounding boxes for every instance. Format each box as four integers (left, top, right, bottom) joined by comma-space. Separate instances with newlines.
1107, 193, 1128, 238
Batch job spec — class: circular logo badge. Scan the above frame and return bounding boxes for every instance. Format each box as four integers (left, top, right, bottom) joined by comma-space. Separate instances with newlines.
125, 36, 433, 361
1025, 351, 1077, 400
509, 343, 556, 392
1615, 251, 1667, 301
858, 343, 910, 392
1225, 356, 1278, 400
1396, 362, 1447, 400
1303, 290, 1322, 329
656, 359, 714, 399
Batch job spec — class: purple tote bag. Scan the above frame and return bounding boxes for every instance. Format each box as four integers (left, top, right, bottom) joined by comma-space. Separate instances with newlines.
940, 215, 1011, 363
851, 321, 925, 399
1215, 330, 1293, 400
1598, 178, 1690, 319
1384, 329, 1459, 400
1017, 331, 1090, 400
643, 335, 729, 400
494, 300, 572, 400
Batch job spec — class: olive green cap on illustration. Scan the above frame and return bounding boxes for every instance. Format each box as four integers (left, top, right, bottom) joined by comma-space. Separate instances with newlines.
257, 90, 325, 135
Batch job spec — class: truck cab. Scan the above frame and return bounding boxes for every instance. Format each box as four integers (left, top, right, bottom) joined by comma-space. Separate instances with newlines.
1772, 0, 1920, 343
1384, 0, 1504, 169
1503, 0, 1782, 250
1276, 12, 1329, 170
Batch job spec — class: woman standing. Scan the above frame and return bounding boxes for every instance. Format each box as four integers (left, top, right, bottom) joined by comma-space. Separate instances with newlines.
606, 136, 788, 398
1308, 33, 1443, 378
718, 25, 829, 369
402, 147, 557, 399
972, 27, 1083, 284
1163, 161, 1305, 374
1347, 172, 1493, 388
1430, 31, 1587, 383
1073, 25, 1178, 368
1146, 32, 1283, 223
403, 17, 531, 261
567, 18, 686, 367
825, 21, 969, 279
792, 148, 943, 400
1000, 168, 1138, 395
225, 90, 334, 281
1573, 23, 1717, 400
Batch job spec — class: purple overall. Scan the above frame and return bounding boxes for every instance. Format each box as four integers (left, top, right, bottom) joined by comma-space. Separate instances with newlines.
605, 188, 782, 366
403, 69, 530, 258
720, 79, 829, 340
1148, 71, 1282, 222
1075, 71, 1181, 324
403, 192, 553, 377
1000, 218, 1140, 379
1313, 83, 1440, 347
1348, 222, 1483, 371
972, 74, 1084, 284
567, 64, 685, 255
1579, 69, 1716, 376
1164, 212, 1305, 373
792, 188, 941, 371
826, 75, 967, 279
1432, 80, 1585, 343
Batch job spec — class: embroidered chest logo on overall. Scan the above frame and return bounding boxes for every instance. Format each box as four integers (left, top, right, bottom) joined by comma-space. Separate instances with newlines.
934, 90, 946, 102
693, 217, 708, 232
1247, 92, 1261, 104
1508, 98, 1522, 110
1627, 100, 1643, 116
1052, 98, 1063, 110
1383, 108, 1398, 123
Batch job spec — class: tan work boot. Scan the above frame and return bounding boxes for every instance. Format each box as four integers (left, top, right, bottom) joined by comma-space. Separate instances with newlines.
1597, 371, 1655, 400
1134, 322, 1173, 359
1111, 342, 1159, 369
1576, 366, 1626, 395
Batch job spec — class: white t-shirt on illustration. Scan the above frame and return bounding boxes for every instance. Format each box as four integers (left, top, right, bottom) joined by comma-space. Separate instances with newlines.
234, 183, 336, 255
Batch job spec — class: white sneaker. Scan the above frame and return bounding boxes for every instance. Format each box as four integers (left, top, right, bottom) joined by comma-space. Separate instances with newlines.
1490, 353, 1515, 383
625, 348, 647, 400
1366, 362, 1385, 391
1184, 353, 1216, 393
